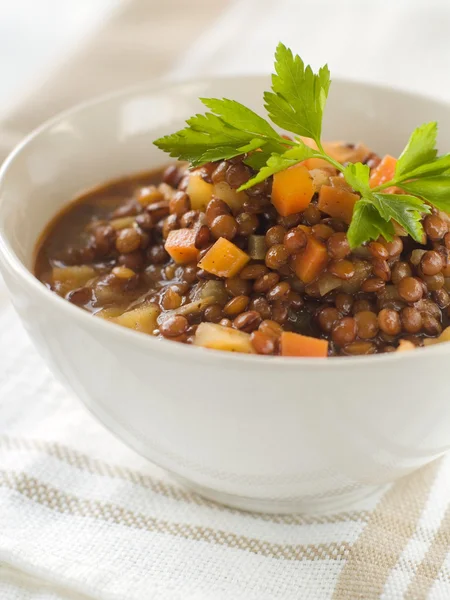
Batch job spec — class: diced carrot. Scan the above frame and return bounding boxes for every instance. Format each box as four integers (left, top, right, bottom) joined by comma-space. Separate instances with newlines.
303, 157, 332, 170
198, 237, 250, 278
369, 155, 397, 188
271, 164, 314, 216
291, 236, 328, 283
165, 228, 199, 264
317, 185, 359, 224
281, 331, 328, 358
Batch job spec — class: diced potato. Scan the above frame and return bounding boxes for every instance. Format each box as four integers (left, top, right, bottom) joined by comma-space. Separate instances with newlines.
186, 172, 214, 211
213, 181, 247, 213
198, 237, 250, 278
52, 265, 96, 296
194, 323, 255, 353
424, 326, 450, 347
396, 339, 416, 352
112, 303, 160, 334
165, 228, 199, 264
52, 265, 96, 285
94, 307, 125, 319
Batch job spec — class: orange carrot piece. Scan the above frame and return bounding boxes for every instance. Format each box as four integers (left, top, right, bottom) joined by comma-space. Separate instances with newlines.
281, 331, 328, 358
165, 229, 199, 264
291, 236, 328, 283
369, 155, 397, 188
198, 237, 250, 278
317, 185, 359, 224
271, 164, 314, 216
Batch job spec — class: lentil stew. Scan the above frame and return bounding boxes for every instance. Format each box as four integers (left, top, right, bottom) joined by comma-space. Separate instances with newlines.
34, 149, 450, 357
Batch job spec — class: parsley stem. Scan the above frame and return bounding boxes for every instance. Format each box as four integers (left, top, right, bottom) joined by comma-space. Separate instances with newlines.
315, 141, 344, 173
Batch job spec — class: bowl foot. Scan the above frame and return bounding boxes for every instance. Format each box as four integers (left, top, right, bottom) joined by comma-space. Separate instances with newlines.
170, 474, 389, 515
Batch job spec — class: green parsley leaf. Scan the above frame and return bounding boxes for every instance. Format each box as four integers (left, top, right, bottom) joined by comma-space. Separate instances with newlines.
154, 112, 251, 167
343, 162, 371, 196
347, 200, 395, 248
263, 42, 331, 141
400, 175, 450, 212
395, 122, 438, 178
398, 154, 450, 179
200, 98, 283, 141
371, 193, 430, 242
154, 102, 287, 168
239, 142, 316, 191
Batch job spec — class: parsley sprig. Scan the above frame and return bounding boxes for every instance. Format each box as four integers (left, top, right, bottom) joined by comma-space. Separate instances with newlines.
154, 42, 450, 248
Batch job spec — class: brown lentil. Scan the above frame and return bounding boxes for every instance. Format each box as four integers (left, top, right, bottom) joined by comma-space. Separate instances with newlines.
284, 228, 308, 254
267, 281, 291, 301
368, 242, 389, 260
259, 319, 283, 339
424, 215, 448, 241
303, 204, 321, 225
203, 304, 223, 323
205, 198, 230, 226
211, 214, 238, 241
332, 317, 357, 346
115, 227, 141, 254
391, 261, 412, 285
223, 295, 250, 316
433, 288, 450, 309
225, 163, 251, 188
250, 330, 276, 355
372, 259, 391, 282
265, 244, 289, 270
160, 315, 189, 338
239, 264, 268, 280
236, 212, 259, 236
327, 233, 350, 260
378, 308, 401, 336
265, 225, 287, 247
253, 272, 280, 293
233, 310, 262, 332
335, 293, 354, 315
225, 277, 252, 297
169, 191, 190, 217
420, 251, 443, 276
318, 307, 340, 333
355, 311, 379, 339
422, 313, 442, 336
401, 307, 422, 333
328, 259, 355, 280
362, 277, 385, 293
398, 277, 424, 303
249, 297, 272, 320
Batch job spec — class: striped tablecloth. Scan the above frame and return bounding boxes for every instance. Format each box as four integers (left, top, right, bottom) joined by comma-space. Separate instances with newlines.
1, 1, 450, 598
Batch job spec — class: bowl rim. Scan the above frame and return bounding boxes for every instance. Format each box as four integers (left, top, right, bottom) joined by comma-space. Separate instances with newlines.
1, 74, 450, 369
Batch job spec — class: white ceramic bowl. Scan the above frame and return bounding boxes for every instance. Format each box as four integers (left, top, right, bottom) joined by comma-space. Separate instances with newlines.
1, 76, 450, 514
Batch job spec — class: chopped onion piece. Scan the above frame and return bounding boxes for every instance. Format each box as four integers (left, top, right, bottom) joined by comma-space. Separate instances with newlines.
248, 235, 267, 260
317, 273, 342, 296
410, 249, 427, 266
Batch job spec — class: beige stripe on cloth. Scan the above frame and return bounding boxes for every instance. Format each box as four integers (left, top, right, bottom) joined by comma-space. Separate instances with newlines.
0, 0, 227, 163
404, 501, 450, 599
0, 435, 369, 527
333, 459, 441, 599
0, 470, 351, 562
